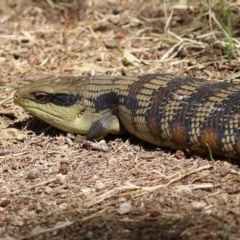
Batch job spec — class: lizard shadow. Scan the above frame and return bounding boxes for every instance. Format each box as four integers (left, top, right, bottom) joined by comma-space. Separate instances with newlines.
10, 116, 67, 137
10, 117, 240, 166
126, 136, 240, 166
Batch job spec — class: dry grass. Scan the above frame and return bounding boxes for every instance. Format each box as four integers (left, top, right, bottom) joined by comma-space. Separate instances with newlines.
1, 0, 240, 239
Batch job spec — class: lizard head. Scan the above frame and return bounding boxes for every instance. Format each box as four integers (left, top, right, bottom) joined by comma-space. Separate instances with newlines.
14, 76, 91, 134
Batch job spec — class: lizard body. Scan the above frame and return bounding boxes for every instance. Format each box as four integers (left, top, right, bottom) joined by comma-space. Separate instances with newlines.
14, 74, 240, 158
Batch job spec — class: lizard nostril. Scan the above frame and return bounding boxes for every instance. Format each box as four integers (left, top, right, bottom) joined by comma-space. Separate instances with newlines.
14, 93, 19, 103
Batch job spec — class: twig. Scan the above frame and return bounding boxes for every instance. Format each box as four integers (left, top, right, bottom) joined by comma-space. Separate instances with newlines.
9, 177, 59, 195
0, 151, 28, 159
83, 164, 213, 207
15, 208, 108, 240
119, 164, 213, 196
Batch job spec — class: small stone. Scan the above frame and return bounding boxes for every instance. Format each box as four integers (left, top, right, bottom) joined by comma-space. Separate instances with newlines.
16, 133, 27, 141
104, 40, 116, 49
0, 199, 10, 207
117, 202, 131, 215
59, 202, 68, 210
45, 186, 53, 194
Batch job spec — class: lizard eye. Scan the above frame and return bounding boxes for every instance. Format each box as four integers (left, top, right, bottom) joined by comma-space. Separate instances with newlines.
34, 92, 49, 102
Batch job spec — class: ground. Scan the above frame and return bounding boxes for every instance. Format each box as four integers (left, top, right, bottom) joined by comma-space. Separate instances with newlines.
0, 0, 240, 239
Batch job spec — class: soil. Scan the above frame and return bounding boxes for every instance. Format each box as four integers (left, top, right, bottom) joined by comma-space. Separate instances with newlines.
0, 1, 240, 239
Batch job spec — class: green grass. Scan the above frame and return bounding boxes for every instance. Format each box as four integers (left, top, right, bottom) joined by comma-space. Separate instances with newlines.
200, 0, 234, 62
113, 40, 134, 67
205, 143, 215, 162
221, 219, 230, 240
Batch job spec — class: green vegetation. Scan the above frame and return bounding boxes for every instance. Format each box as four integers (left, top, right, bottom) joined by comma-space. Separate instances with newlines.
113, 40, 134, 67
205, 143, 215, 162
200, 0, 235, 62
